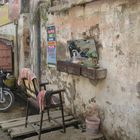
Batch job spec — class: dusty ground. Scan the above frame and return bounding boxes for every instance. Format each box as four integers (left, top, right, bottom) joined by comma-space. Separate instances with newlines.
0, 98, 104, 140
0, 98, 26, 140
24, 127, 104, 140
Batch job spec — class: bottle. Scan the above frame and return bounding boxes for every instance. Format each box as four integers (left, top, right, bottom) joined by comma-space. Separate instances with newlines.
72, 50, 78, 63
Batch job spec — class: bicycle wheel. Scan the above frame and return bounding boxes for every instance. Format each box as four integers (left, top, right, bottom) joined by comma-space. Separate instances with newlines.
0, 89, 15, 112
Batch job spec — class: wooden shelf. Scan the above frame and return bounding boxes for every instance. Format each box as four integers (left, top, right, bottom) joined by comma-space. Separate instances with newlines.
67, 62, 81, 76
57, 61, 107, 80
81, 66, 96, 80
57, 60, 68, 73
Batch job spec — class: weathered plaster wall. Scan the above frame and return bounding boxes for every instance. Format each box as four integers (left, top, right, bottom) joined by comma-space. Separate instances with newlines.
0, 23, 16, 54
18, 14, 30, 71
29, 0, 41, 78
0, 23, 15, 39
41, 0, 140, 139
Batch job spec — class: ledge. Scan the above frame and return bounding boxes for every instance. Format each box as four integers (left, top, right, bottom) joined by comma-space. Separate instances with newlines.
49, 4, 71, 12
49, 0, 99, 12
57, 60, 107, 80
71, 0, 99, 7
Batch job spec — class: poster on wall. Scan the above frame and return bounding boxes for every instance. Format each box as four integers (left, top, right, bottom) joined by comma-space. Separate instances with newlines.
47, 25, 56, 65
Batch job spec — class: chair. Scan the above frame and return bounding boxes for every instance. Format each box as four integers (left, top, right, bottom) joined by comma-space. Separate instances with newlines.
18, 68, 66, 140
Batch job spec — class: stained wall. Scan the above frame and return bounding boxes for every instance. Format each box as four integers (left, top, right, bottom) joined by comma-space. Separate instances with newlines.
40, 0, 140, 139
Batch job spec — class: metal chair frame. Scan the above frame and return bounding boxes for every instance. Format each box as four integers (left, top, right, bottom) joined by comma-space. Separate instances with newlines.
22, 78, 66, 140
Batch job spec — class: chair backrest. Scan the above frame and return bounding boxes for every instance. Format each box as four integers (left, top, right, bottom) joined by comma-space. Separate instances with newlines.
18, 68, 39, 99
22, 78, 39, 99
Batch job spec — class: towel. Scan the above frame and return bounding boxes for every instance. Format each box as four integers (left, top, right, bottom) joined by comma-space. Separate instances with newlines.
18, 68, 36, 85
37, 90, 46, 112
37, 90, 60, 112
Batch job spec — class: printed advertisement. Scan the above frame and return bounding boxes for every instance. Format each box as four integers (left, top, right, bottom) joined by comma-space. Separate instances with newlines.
47, 25, 56, 65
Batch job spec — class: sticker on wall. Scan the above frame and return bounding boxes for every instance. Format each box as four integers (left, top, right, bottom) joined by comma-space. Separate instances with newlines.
47, 25, 56, 65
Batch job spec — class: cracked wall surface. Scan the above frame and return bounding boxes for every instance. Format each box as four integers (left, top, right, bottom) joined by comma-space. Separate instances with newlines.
40, 0, 140, 139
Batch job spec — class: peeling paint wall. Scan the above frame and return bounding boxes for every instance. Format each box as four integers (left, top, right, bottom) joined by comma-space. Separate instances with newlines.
40, 0, 140, 139
28, 0, 42, 79
18, 0, 40, 75
0, 23, 15, 39
18, 14, 30, 70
